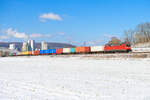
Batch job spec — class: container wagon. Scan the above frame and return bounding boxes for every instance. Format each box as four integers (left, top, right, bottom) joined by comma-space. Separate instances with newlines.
63, 48, 71, 54
56, 48, 63, 54
49, 49, 56, 55
90, 46, 104, 53
75, 47, 90, 53
33, 50, 40, 55
70, 48, 76, 53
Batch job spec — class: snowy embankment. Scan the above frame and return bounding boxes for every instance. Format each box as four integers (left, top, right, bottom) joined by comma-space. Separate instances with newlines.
0, 56, 150, 100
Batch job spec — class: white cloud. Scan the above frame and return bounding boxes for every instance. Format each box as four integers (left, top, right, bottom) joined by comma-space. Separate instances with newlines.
6, 28, 15, 35
29, 33, 42, 38
2, 28, 52, 40
40, 13, 62, 21
14, 32, 28, 39
29, 33, 52, 38
5, 28, 28, 39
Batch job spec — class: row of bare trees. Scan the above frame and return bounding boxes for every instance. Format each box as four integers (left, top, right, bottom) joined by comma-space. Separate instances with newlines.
124, 22, 150, 45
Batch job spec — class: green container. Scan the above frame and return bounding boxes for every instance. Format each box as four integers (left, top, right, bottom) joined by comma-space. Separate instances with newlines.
13, 53, 16, 56
70, 48, 75, 53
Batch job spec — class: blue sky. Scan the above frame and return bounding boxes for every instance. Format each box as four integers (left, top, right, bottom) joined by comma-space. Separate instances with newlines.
0, 0, 150, 46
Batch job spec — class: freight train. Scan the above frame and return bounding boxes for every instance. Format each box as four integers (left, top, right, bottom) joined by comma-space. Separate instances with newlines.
9, 43, 132, 56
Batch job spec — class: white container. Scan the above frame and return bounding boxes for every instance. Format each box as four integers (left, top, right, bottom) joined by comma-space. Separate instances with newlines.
63, 48, 71, 53
90, 46, 104, 52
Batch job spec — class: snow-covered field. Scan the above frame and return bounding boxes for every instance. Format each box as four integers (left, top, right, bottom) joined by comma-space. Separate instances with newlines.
0, 56, 150, 100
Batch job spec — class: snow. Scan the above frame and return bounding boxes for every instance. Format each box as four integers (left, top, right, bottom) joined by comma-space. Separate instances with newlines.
0, 56, 150, 100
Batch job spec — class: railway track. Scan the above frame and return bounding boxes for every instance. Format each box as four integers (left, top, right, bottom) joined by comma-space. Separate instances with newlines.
8, 52, 149, 59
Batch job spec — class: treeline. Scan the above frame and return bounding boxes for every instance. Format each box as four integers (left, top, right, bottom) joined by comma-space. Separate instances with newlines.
106, 22, 150, 46
124, 22, 150, 44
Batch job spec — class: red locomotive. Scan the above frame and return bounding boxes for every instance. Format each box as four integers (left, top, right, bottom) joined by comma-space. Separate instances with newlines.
104, 42, 131, 52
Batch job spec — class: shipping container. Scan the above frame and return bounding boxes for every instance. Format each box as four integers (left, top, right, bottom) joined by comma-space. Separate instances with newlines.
13, 53, 16, 56
21, 51, 29, 55
28, 51, 33, 55
17, 52, 22, 56
56, 48, 63, 54
9, 53, 11, 56
40, 50, 49, 55
75, 47, 90, 53
44, 50, 50, 54
49, 49, 56, 54
63, 48, 71, 54
34, 50, 40, 55
90, 46, 104, 52
40, 50, 44, 55
9, 53, 12, 56
9, 52, 16, 56
70, 48, 75, 53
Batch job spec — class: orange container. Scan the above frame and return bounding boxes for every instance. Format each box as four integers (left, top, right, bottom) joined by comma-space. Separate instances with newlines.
75, 47, 90, 53
34, 50, 40, 55
28, 51, 33, 55
56, 48, 63, 54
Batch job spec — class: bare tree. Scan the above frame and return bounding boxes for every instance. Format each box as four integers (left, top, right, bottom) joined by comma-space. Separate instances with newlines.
124, 22, 150, 45
124, 29, 135, 44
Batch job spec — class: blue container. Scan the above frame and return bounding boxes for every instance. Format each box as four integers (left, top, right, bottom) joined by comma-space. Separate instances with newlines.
44, 50, 50, 54
70, 48, 75, 53
53, 49, 56, 53
40, 50, 50, 54
44, 50, 49, 54
40, 50, 44, 54
49, 49, 56, 54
